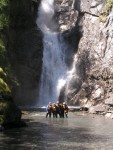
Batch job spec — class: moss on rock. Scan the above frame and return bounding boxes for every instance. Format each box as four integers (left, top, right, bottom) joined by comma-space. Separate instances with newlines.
0, 67, 11, 95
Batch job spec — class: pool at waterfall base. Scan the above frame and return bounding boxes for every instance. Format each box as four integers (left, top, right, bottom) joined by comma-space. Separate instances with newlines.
0, 111, 113, 150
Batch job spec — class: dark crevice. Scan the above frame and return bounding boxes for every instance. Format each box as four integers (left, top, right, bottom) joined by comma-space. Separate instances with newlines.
79, 11, 99, 17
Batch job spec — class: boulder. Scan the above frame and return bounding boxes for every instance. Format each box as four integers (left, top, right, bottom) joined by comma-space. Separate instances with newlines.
105, 112, 113, 119
105, 112, 112, 118
89, 104, 108, 114
0, 97, 26, 130
105, 97, 113, 106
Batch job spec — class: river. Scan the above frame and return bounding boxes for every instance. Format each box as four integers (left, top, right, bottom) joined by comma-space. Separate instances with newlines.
0, 111, 113, 150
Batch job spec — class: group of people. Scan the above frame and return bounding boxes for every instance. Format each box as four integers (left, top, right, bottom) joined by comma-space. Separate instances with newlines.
46, 101, 68, 118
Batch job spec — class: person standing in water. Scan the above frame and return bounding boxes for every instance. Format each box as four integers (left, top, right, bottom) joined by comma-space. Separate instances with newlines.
46, 102, 52, 118
63, 102, 68, 118
52, 103, 57, 118
56, 101, 61, 118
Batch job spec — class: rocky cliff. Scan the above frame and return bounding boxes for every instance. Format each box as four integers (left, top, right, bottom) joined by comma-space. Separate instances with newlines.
55, 0, 113, 118
77, 0, 113, 118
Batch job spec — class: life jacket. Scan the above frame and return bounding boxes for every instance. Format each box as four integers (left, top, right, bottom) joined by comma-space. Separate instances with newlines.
63, 104, 68, 113
56, 104, 60, 111
60, 104, 64, 112
52, 105, 57, 111
47, 104, 52, 111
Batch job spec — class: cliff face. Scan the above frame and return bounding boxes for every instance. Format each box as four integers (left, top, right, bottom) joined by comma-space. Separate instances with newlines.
75, 0, 113, 116
8, 0, 43, 105
55, 0, 113, 116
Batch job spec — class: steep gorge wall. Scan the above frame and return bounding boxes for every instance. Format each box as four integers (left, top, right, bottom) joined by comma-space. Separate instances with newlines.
54, 0, 113, 116
57, 0, 113, 116
8, 0, 43, 105
75, 0, 113, 115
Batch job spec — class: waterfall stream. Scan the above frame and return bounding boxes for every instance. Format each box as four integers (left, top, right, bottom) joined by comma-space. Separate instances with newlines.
37, 0, 68, 106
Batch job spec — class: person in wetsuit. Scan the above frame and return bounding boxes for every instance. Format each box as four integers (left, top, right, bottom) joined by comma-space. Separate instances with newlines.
60, 103, 65, 118
46, 102, 52, 118
63, 102, 68, 118
52, 103, 57, 118
56, 101, 61, 118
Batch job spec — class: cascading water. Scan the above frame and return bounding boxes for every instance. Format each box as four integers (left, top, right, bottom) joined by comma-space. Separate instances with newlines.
37, 0, 68, 106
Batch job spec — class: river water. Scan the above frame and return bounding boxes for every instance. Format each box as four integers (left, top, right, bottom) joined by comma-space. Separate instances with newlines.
0, 111, 113, 150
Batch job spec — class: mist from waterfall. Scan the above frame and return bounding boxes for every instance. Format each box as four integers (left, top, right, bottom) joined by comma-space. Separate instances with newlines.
37, 0, 68, 106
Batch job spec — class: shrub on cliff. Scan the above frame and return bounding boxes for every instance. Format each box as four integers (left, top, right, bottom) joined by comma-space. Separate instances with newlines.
0, 67, 11, 94
100, 0, 113, 22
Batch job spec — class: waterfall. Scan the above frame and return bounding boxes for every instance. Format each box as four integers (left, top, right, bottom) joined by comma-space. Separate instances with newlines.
37, 0, 68, 106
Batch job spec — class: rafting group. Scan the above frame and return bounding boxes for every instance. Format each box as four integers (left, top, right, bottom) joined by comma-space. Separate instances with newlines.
46, 101, 68, 118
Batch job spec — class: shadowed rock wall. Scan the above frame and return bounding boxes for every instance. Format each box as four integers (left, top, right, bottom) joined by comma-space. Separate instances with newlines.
8, 0, 43, 105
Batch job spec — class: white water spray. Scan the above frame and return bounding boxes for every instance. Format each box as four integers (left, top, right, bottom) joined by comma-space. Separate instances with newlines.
65, 55, 78, 98
37, 0, 68, 106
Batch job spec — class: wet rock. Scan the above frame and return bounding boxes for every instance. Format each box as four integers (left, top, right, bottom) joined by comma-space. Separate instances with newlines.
67, 77, 82, 93
105, 95, 113, 106
0, 96, 26, 130
111, 114, 113, 119
84, 101, 93, 109
80, 106, 89, 111
89, 104, 108, 114
105, 112, 113, 119
55, 0, 78, 32
91, 85, 104, 100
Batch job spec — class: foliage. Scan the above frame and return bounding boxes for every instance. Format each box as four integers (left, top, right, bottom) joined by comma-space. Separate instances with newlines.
0, 78, 11, 93
0, 0, 9, 66
0, 0, 9, 29
0, 102, 8, 124
0, 13, 8, 29
0, 67, 6, 77
0, 67, 11, 94
0, 1, 22, 127
99, 0, 113, 22
0, 0, 8, 8
0, 0, 15, 95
